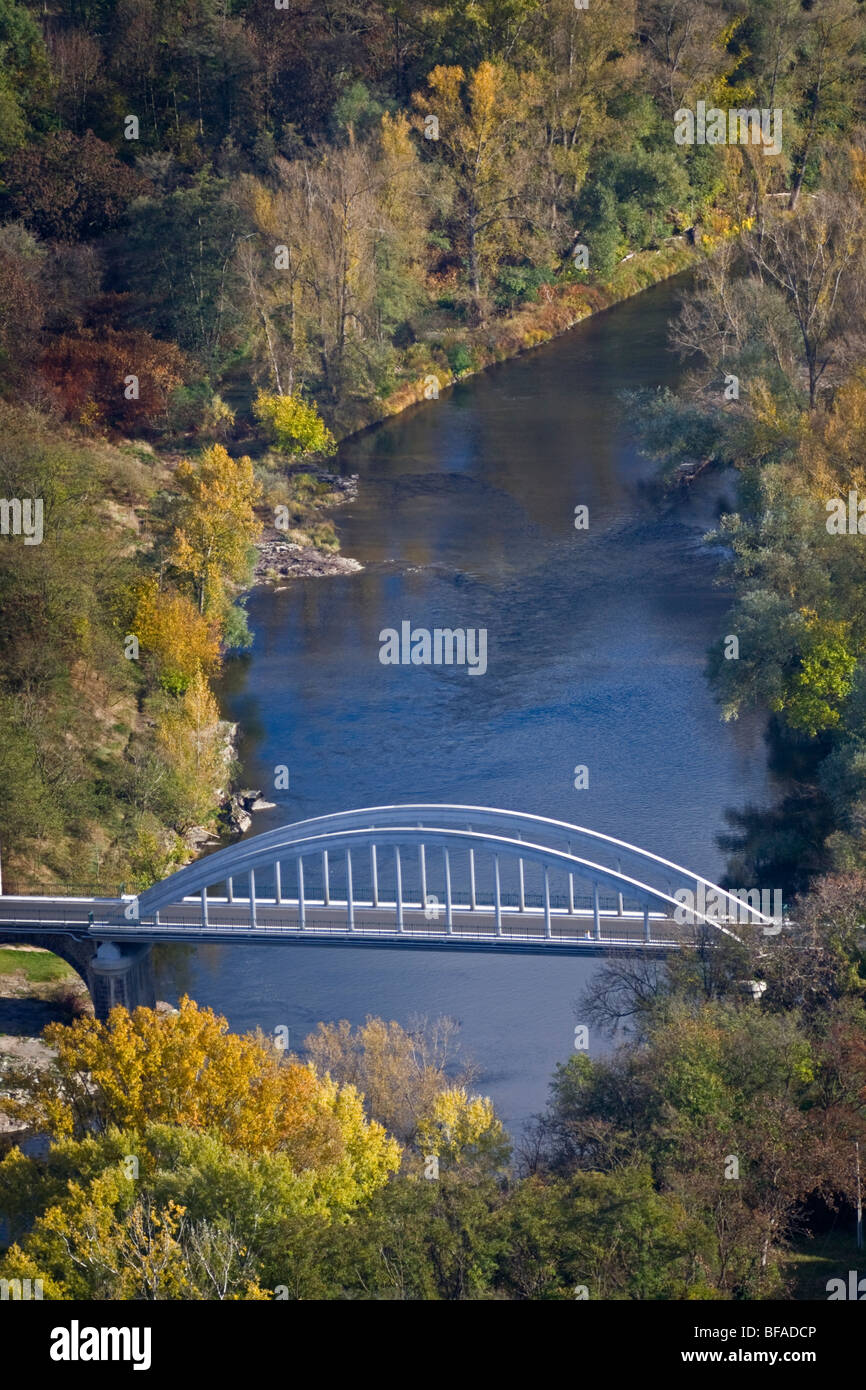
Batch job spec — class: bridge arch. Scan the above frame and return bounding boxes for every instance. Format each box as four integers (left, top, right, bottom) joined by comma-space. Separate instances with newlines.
135, 805, 773, 942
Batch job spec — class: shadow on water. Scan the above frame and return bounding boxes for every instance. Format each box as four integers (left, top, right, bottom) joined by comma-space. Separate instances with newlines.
718, 720, 834, 901
0, 995, 70, 1038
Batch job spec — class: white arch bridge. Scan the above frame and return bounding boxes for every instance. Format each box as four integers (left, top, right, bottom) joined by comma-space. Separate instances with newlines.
0, 806, 783, 1016
0, 802, 780, 948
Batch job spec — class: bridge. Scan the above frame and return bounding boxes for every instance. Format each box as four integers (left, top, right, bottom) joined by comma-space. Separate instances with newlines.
0, 805, 779, 1018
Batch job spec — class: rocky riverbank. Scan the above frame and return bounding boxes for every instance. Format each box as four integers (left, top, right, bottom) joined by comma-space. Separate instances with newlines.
254, 531, 363, 584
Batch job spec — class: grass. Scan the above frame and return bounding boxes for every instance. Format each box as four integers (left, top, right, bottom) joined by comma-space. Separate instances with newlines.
781, 1224, 863, 1299
0, 948, 76, 983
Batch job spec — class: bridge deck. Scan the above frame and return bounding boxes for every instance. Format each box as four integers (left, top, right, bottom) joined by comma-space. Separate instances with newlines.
0, 896, 705, 952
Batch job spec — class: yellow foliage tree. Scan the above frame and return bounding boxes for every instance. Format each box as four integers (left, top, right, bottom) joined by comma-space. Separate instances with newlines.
170, 444, 262, 617
3, 998, 400, 1182
304, 1015, 480, 1144
133, 578, 221, 694
155, 667, 229, 826
416, 1086, 508, 1164
412, 62, 538, 319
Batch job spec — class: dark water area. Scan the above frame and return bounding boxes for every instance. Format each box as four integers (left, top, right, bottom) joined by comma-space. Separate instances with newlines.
155, 277, 783, 1133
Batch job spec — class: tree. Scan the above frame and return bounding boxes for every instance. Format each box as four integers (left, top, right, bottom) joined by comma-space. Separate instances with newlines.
746, 192, 866, 407
123, 175, 243, 366
530, 0, 637, 245
168, 444, 261, 616
132, 578, 220, 694
1, 997, 401, 1186
1, 130, 149, 241
416, 1086, 510, 1167
253, 389, 336, 456
0, 0, 51, 157
773, 611, 858, 735
153, 668, 231, 827
0, 1114, 400, 1298
304, 1015, 482, 1146
637, 0, 735, 118
0, 221, 44, 383
412, 62, 539, 321
40, 329, 187, 431
787, 0, 864, 210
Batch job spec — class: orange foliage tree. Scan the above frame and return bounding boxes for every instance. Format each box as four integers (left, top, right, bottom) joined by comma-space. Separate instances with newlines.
40, 328, 186, 430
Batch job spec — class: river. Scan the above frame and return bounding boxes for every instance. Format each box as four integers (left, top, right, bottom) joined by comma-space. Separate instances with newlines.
154, 276, 782, 1133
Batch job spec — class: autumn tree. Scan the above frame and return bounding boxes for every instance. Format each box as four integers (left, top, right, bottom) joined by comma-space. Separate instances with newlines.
637, 0, 735, 118
412, 62, 540, 321
530, 0, 637, 245
168, 443, 261, 618
132, 578, 220, 694
154, 668, 230, 827
787, 0, 865, 210
0, 130, 149, 241
40, 328, 187, 431
1, 997, 400, 1177
253, 389, 335, 456
304, 1015, 482, 1146
745, 191, 866, 407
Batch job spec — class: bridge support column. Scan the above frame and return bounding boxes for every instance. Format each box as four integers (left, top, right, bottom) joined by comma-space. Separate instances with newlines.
89, 941, 155, 1022
643, 903, 651, 943
494, 855, 502, 936
544, 866, 552, 939
346, 850, 354, 931
593, 882, 601, 940
297, 858, 306, 927
395, 847, 404, 932
444, 848, 453, 932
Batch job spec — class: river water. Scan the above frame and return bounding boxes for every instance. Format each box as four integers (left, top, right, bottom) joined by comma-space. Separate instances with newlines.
154, 277, 781, 1133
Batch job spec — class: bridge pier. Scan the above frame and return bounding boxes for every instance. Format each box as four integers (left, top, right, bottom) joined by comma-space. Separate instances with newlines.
88, 942, 156, 1021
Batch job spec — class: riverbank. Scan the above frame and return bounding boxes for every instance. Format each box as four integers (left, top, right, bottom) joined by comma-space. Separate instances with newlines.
331, 242, 699, 438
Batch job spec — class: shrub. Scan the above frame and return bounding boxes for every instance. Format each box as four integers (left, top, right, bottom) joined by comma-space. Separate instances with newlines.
253, 389, 336, 457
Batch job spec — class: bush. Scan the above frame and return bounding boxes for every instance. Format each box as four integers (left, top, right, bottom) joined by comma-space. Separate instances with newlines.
253, 389, 336, 457
445, 342, 476, 375
493, 264, 556, 310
